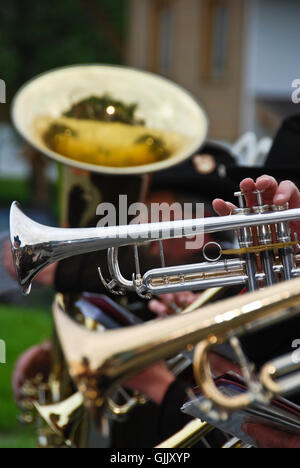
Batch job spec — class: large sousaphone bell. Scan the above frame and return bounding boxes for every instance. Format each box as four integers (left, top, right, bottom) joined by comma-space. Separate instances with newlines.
11, 65, 209, 446
12, 64, 208, 176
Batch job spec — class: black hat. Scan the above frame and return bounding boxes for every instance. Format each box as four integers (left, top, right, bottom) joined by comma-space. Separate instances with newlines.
151, 141, 237, 201
266, 114, 300, 168
228, 114, 300, 185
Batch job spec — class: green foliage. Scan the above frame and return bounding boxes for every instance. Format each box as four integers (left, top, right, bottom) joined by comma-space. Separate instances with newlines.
0, 0, 128, 102
63, 94, 142, 125
0, 303, 52, 447
0, 179, 32, 206
0, 427, 36, 449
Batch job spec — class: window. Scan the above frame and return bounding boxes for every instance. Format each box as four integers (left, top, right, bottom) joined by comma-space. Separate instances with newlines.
201, 0, 230, 81
150, 0, 174, 76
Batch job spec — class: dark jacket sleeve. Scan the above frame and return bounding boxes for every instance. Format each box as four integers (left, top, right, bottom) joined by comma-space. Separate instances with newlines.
158, 380, 192, 442
55, 246, 159, 294
55, 247, 157, 293
55, 252, 107, 294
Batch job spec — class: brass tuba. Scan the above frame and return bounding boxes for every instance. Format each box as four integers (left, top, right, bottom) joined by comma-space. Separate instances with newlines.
11, 64, 208, 446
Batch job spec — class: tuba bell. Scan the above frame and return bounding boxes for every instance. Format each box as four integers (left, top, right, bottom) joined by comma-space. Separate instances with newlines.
11, 64, 208, 446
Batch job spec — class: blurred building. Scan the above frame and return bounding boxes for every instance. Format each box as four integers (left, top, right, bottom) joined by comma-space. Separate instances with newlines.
126, 0, 300, 141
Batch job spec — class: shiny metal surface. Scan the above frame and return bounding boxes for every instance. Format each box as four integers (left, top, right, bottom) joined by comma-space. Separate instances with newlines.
12, 65, 208, 176
261, 352, 300, 396
33, 392, 85, 442
222, 437, 252, 449
10, 201, 300, 295
155, 419, 213, 448
53, 278, 300, 412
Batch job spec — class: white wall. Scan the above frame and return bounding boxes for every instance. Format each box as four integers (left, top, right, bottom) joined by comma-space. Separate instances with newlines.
248, 0, 300, 97
0, 124, 30, 178
0, 123, 57, 180
241, 0, 300, 132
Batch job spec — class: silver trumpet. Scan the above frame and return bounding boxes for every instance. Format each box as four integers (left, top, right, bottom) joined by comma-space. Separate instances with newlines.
9, 189, 300, 298
9, 190, 300, 429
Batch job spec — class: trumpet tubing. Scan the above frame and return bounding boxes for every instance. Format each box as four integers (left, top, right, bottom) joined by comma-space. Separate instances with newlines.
156, 420, 252, 449
261, 351, 300, 396
10, 189, 300, 429
9, 197, 300, 296
53, 277, 300, 412
156, 420, 213, 448
33, 392, 85, 444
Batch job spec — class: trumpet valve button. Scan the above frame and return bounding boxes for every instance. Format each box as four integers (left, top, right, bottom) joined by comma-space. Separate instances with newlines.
234, 191, 246, 209
253, 189, 264, 206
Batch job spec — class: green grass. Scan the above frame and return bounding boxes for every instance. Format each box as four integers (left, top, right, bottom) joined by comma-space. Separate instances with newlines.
0, 177, 59, 217
0, 304, 52, 448
0, 179, 32, 206
0, 427, 38, 449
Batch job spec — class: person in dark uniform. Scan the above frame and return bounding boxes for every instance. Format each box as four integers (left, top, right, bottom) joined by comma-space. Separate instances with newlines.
5, 113, 300, 447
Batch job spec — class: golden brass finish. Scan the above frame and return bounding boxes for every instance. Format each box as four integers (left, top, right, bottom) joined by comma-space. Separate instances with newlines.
107, 392, 148, 417
260, 364, 282, 395
222, 437, 252, 449
33, 392, 85, 441
156, 419, 213, 448
53, 277, 300, 412
194, 339, 254, 410
222, 241, 297, 256
181, 287, 225, 314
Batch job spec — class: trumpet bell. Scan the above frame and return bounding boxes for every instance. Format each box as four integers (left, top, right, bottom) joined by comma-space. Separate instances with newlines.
11, 197, 300, 296
12, 65, 208, 176
33, 392, 85, 442
53, 279, 300, 411
9, 201, 48, 295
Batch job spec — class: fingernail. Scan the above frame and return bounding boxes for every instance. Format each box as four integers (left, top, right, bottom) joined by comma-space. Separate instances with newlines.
275, 194, 286, 203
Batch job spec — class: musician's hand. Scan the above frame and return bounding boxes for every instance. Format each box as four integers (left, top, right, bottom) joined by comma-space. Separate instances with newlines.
3, 239, 57, 287
12, 342, 52, 405
35, 262, 57, 287
213, 175, 300, 239
209, 352, 242, 378
124, 362, 176, 405
148, 292, 202, 317
243, 423, 300, 448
